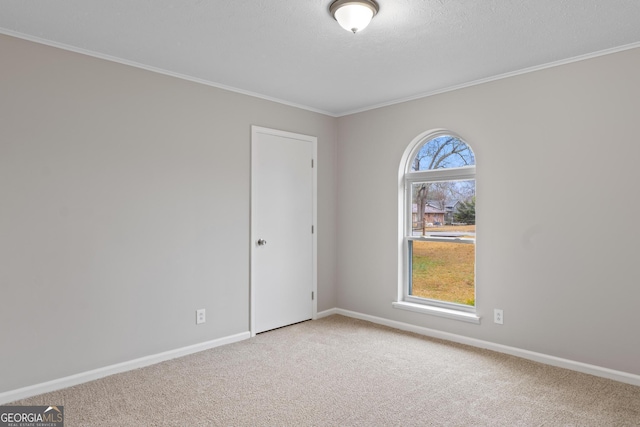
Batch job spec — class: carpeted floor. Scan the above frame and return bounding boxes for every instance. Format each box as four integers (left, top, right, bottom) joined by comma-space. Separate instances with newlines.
12, 315, 640, 426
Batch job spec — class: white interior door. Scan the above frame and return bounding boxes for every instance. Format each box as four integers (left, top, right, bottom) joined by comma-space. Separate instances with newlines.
251, 126, 316, 335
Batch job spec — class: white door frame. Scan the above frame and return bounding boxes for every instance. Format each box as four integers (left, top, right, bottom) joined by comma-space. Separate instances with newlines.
250, 125, 317, 337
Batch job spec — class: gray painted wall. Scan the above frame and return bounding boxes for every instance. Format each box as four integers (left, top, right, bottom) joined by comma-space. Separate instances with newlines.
337, 47, 640, 375
0, 35, 337, 393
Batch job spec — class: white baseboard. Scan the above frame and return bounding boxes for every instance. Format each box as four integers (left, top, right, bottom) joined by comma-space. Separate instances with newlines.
334, 308, 640, 387
315, 308, 338, 319
0, 331, 251, 405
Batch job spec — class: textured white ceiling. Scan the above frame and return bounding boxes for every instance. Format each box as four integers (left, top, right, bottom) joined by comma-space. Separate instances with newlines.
1, 0, 640, 116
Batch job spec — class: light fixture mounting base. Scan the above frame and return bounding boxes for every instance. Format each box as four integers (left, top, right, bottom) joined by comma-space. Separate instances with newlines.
329, 0, 380, 20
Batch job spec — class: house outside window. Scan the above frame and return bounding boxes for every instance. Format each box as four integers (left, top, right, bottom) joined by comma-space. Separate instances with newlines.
395, 130, 478, 323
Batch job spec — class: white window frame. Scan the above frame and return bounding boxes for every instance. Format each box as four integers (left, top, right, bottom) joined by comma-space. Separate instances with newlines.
393, 130, 480, 324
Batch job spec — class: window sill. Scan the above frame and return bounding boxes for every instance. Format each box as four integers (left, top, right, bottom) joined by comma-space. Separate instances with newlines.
392, 301, 481, 324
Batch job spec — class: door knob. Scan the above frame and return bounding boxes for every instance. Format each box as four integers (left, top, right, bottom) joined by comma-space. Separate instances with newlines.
257, 239, 267, 246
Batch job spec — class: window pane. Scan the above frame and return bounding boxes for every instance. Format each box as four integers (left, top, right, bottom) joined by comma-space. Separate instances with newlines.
411, 180, 475, 235
408, 177, 475, 307
409, 239, 475, 306
411, 135, 474, 172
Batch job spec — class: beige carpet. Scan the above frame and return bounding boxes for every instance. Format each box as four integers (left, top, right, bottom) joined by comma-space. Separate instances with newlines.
12, 315, 640, 426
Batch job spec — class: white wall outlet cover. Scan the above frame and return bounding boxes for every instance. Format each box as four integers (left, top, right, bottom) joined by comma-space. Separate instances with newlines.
196, 309, 206, 324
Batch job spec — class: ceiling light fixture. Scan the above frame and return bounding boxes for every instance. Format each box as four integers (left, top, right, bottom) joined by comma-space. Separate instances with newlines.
330, 0, 379, 34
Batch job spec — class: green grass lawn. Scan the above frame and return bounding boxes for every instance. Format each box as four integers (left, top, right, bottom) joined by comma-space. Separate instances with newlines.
411, 238, 475, 306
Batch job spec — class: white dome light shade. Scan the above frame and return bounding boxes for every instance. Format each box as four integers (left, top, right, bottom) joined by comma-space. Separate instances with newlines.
330, 0, 379, 33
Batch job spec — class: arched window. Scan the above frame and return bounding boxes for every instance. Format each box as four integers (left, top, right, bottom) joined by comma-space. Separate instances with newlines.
395, 130, 478, 322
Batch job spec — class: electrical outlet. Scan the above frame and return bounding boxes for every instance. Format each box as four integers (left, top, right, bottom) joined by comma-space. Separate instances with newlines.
494, 309, 503, 325
196, 309, 206, 325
